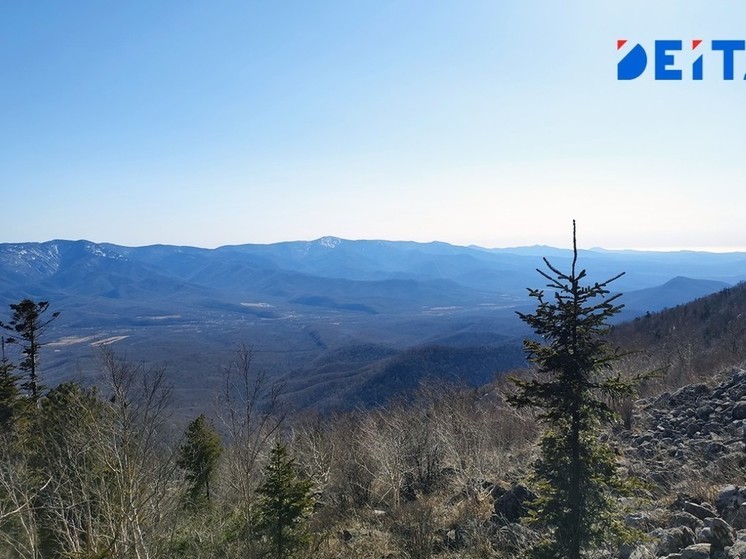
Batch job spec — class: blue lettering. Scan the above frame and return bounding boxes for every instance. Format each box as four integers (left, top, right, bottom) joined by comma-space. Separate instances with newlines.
712, 40, 745, 80
617, 44, 647, 80
692, 55, 703, 80
655, 40, 682, 80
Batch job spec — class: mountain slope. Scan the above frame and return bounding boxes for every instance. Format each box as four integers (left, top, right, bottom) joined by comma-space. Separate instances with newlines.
2, 238, 746, 413
617, 276, 731, 317
612, 281, 746, 385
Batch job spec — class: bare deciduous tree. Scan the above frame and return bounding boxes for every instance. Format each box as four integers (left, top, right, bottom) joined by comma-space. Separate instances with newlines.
217, 345, 285, 556
0, 440, 50, 559
36, 350, 180, 559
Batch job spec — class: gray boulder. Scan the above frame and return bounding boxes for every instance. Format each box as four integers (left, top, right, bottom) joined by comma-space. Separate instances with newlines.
668, 511, 705, 531
680, 543, 710, 559
710, 517, 737, 552
728, 540, 746, 558
730, 506, 746, 531
717, 487, 746, 530
685, 501, 717, 521
717, 486, 746, 515
656, 526, 697, 556
618, 542, 655, 559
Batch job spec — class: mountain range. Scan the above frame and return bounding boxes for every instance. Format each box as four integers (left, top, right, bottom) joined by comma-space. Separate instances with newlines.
1, 237, 744, 414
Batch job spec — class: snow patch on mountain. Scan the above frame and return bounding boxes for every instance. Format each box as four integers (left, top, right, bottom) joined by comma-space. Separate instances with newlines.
317, 236, 342, 249
0, 242, 61, 276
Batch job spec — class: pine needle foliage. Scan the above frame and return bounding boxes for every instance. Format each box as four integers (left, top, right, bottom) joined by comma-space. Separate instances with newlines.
0, 338, 21, 432
177, 414, 223, 506
255, 441, 314, 559
0, 300, 59, 401
506, 222, 641, 559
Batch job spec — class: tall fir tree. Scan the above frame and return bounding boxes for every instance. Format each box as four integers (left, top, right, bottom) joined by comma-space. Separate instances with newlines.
507, 222, 641, 559
0, 337, 21, 431
177, 414, 223, 506
255, 441, 314, 559
0, 300, 59, 401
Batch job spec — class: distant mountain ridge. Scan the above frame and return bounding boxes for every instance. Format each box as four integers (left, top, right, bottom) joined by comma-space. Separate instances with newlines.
1, 237, 745, 413
612, 280, 746, 386
621, 276, 731, 315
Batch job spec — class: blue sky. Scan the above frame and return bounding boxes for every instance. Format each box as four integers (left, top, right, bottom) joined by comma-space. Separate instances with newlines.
2, 1, 745, 250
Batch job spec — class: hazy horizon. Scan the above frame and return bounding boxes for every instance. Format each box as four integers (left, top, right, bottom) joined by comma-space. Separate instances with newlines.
3, 2, 745, 251
4, 234, 746, 255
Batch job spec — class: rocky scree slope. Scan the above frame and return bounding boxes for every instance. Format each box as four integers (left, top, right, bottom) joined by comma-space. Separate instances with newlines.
612, 367, 746, 558
330, 368, 746, 558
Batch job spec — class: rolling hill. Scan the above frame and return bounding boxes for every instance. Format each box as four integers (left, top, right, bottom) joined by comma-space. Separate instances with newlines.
2, 237, 746, 413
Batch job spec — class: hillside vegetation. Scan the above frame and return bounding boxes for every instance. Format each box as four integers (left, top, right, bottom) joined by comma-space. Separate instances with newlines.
1, 239, 743, 415
613, 281, 746, 391
2, 252, 746, 557
3, 359, 744, 557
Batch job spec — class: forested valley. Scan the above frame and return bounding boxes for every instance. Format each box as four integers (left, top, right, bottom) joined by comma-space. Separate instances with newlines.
3, 274, 746, 558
